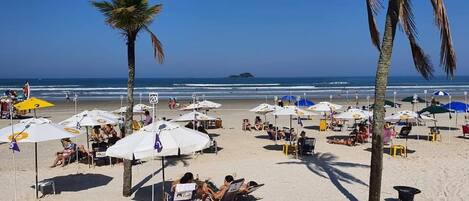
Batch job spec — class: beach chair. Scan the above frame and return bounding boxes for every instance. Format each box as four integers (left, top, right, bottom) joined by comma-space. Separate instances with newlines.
220, 178, 245, 201
92, 147, 111, 167
462, 125, 469, 137
238, 183, 264, 199
171, 183, 196, 201
398, 126, 412, 138
299, 137, 316, 155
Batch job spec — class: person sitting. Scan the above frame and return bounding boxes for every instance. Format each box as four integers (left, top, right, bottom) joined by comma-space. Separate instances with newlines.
285, 128, 297, 141
51, 138, 89, 167
297, 131, 313, 155
171, 172, 195, 192
242, 119, 251, 131
91, 125, 108, 149
143, 110, 153, 126
209, 175, 234, 200
356, 125, 369, 143
254, 116, 263, 130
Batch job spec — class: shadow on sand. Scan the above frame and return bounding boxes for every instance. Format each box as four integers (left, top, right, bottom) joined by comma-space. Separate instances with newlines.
131, 155, 192, 196
277, 152, 369, 201
132, 181, 173, 201
33, 173, 112, 194
263, 144, 283, 151
363, 147, 416, 156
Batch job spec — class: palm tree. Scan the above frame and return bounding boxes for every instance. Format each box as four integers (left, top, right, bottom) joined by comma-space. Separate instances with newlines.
365, 0, 456, 200
92, 0, 164, 197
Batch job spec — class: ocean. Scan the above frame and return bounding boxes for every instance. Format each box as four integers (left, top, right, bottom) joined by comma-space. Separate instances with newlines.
1, 76, 468, 100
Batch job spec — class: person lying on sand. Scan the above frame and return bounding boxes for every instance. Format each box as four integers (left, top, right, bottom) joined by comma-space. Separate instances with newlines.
327, 137, 356, 146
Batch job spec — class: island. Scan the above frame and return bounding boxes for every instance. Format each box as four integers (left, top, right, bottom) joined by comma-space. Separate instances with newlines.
228, 73, 254, 78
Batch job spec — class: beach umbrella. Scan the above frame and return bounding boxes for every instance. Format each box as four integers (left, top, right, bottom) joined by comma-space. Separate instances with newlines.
113, 103, 154, 114
272, 106, 317, 117
180, 100, 221, 111
401, 96, 426, 103
106, 121, 210, 200
418, 105, 450, 127
0, 118, 82, 198
385, 110, 420, 123
60, 110, 118, 128
249, 103, 279, 114
281, 95, 296, 102
171, 111, 216, 122
60, 110, 118, 165
434, 90, 450, 96
442, 101, 468, 113
13, 97, 54, 111
308, 101, 342, 112
295, 98, 315, 107
335, 109, 371, 120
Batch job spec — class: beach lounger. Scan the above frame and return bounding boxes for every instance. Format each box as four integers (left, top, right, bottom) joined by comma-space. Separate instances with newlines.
171, 183, 196, 201
238, 183, 264, 199
398, 126, 412, 138
220, 178, 245, 201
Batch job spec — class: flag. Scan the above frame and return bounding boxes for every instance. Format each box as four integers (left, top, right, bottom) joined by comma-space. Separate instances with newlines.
154, 133, 163, 152
9, 138, 20, 152
23, 82, 30, 99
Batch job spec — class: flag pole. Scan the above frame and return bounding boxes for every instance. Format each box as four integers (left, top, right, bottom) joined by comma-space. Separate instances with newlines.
10, 105, 17, 201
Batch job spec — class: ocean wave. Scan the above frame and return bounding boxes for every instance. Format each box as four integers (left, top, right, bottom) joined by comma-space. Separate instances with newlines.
173, 83, 281, 87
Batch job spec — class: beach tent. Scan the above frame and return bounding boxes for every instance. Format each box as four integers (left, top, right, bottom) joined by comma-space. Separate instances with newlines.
106, 121, 210, 201
295, 98, 315, 107
0, 118, 82, 198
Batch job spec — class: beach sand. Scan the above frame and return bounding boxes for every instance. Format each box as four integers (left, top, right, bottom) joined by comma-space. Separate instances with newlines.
1, 98, 469, 201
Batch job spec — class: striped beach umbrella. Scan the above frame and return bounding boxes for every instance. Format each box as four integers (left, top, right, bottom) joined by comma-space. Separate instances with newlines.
433, 90, 449, 96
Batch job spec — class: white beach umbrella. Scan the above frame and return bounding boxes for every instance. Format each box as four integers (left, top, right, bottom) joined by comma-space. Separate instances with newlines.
249, 103, 282, 114
106, 120, 210, 200
59, 110, 118, 128
0, 118, 82, 198
113, 103, 154, 114
272, 106, 317, 116
180, 100, 222, 110
172, 111, 216, 122
335, 109, 371, 120
384, 110, 420, 122
106, 121, 210, 159
308, 101, 343, 112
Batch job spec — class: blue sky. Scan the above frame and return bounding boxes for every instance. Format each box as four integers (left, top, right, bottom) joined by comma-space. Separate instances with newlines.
0, 0, 468, 78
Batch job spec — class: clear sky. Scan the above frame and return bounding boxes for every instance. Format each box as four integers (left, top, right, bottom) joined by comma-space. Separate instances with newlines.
0, 0, 468, 78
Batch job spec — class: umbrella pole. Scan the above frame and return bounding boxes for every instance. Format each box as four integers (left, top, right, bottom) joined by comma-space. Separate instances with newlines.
35, 142, 38, 199
10, 106, 17, 201
86, 127, 90, 168
162, 156, 166, 200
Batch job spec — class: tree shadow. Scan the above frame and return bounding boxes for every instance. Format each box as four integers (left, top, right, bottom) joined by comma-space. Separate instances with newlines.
456, 136, 469, 140
31, 173, 112, 194
132, 181, 173, 201
277, 152, 369, 201
363, 147, 416, 156
131, 156, 191, 193
255, 135, 271, 140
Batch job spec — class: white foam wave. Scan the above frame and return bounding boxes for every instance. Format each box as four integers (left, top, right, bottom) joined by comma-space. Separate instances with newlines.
173, 83, 281, 87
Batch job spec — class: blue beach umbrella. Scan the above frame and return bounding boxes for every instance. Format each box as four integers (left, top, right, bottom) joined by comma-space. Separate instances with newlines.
442, 101, 468, 113
295, 98, 315, 107
281, 95, 296, 102
433, 90, 450, 96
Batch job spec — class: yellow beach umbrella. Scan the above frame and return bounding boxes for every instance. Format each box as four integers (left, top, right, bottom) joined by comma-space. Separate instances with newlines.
14, 97, 54, 111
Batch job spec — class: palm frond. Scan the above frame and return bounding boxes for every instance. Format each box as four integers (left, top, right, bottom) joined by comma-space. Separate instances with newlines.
430, 0, 457, 78
366, 0, 383, 51
144, 26, 165, 64
399, 0, 433, 79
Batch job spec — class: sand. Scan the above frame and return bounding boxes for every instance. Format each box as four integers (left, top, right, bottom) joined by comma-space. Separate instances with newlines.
1, 98, 469, 201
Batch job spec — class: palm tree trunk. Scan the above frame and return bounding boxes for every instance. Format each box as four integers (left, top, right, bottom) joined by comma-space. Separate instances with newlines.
123, 33, 136, 197
369, 1, 399, 201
